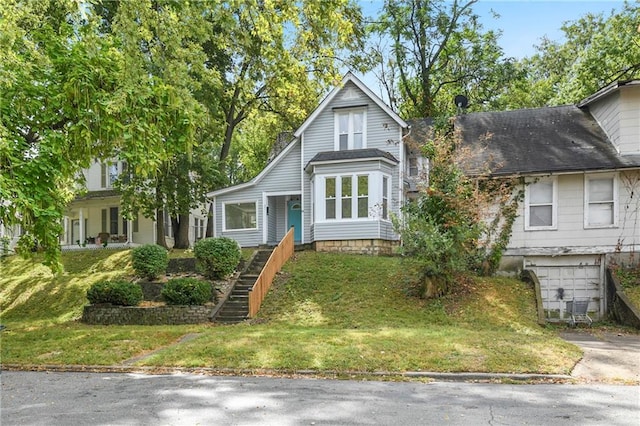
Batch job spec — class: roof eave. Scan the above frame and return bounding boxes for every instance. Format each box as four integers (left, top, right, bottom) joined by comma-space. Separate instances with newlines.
294, 72, 408, 138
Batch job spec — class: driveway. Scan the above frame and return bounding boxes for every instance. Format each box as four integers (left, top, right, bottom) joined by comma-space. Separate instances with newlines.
560, 330, 640, 384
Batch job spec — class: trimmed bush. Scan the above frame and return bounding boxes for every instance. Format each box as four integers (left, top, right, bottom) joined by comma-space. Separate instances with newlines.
193, 237, 241, 279
131, 244, 169, 280
87, 280, 143, 306
161, 278, 213, 305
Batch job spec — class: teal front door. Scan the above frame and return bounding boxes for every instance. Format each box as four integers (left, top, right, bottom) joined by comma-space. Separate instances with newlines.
287, 200, 302, 243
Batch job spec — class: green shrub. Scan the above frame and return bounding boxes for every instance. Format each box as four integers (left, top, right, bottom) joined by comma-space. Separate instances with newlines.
161, 278, 213, 305
87, 280, 143, 306
193, 237, 241, 279
131, 244, 169, 280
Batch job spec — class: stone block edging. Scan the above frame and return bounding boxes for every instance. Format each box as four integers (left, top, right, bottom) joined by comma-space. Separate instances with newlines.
81, 304, 214, 325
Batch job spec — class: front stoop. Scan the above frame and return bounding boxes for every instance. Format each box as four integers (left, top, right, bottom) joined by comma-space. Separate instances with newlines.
214, 250, 273, 324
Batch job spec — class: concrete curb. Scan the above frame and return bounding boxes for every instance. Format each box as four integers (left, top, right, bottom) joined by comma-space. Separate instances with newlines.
0, 364, 573, 383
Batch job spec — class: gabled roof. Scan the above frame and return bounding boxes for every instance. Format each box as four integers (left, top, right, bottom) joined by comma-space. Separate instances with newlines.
305, 148, 399, 172
207, 137, 298, 197
293, 72, 408, 138
577, 80, 640, 107
442, 105, 640, 176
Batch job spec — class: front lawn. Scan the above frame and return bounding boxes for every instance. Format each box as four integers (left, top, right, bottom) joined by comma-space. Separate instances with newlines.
1, 250, 581, 375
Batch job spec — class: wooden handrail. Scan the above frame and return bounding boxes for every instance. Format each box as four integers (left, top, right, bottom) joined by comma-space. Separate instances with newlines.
248, 227, 295, 317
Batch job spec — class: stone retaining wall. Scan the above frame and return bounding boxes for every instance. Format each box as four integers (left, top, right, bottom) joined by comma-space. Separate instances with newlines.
82, 304, 214, 325
314, 239, 398, 255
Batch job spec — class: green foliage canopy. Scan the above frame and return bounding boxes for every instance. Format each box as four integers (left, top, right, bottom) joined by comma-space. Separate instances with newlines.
0, 0, 206, 269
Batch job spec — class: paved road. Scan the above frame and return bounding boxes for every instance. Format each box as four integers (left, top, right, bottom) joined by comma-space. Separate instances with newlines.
2, 371, 639, 425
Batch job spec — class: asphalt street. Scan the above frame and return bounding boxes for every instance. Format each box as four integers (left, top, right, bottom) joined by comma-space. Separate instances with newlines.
2, 371, 639, 425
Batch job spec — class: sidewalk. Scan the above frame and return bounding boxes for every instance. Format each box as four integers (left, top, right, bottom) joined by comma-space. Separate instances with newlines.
560, 330, 640, 384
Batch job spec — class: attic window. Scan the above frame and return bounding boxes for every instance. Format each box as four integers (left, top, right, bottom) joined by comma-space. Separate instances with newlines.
335, 109, 366, 151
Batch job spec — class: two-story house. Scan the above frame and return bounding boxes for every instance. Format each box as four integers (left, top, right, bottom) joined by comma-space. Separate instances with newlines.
210, 74, 640, 322
60, 160, 207, 249
208, 72, 423, 254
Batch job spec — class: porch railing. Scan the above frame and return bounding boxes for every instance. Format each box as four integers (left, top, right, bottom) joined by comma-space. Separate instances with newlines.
248, 227, 295, 317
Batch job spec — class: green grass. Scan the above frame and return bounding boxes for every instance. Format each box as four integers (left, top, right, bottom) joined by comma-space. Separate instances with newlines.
1, 250, 581, 374
615, 266, 640, 309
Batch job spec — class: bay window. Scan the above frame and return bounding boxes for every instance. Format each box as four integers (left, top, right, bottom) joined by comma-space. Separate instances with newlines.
316, 173, 391, 221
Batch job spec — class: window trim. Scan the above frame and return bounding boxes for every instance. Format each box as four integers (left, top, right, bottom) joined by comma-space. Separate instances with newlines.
584, 173, 618, 229
316, 174, 372, 222
524, 176, 558, 231
334, 108, 367, 151
222, 200, 259, 232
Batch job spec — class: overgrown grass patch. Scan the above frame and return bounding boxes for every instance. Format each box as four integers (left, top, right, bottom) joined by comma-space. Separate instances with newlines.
1, 250, 581, 374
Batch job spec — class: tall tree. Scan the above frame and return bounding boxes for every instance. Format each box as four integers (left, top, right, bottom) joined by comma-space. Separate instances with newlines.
100, 0, 224, 248
212, 0, 365, 166
494, 2, 640, 109
369, 0, 516, 118
0, 0, 207, 267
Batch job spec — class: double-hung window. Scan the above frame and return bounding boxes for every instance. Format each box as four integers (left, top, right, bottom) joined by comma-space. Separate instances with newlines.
321, 175, 369, 220
382, 176, 389, 220
585, 174, 617, 228
101, 161, 127, 188
335, 109, 365, 150
525, 177, 557, 230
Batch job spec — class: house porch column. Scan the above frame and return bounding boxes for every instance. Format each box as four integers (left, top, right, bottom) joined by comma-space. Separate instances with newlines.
79, 209, 85, 244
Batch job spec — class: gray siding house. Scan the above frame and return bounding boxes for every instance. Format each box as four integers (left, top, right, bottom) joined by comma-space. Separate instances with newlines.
208, 72, 412, 254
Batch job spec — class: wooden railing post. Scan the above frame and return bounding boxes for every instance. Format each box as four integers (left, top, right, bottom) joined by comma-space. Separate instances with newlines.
248, 227, 295, 318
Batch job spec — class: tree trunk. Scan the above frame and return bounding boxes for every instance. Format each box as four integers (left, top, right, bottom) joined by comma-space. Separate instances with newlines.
173, 213, 190, 249
205, 203, 214, 238
155, 208, 168, 248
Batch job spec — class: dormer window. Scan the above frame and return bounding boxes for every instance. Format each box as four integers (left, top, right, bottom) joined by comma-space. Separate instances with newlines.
335, 108, 366, 150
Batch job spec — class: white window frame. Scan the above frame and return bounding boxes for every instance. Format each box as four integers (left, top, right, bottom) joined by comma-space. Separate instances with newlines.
381, 175, 390, 220
222, 200, 258, 232
584, 173, 618, 229
334, 108, 367, 151
101, 161, 126, 189
315, 174, 373, 222
524, 176, 558, 231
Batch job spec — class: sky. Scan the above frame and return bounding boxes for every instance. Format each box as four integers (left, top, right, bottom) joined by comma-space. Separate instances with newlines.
360, 0, 626, 59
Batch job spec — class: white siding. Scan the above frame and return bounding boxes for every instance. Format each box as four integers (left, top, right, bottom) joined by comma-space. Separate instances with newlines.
314, 221, 383, 241
589, 91, 620, 151
589, 84, 640, 155
507, 171, 640, 253
619, 87, 640, 154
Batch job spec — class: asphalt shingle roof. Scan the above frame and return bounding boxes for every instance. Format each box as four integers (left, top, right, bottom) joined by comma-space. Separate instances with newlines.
412, 105, 640, 176
305, 148, 399, 170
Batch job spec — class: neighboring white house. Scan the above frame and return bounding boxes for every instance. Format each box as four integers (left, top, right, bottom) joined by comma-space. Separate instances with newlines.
2, 158, 208, 252
454, 80, 640, 321
208, 72, 426, 254
62, 160, 207, 250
